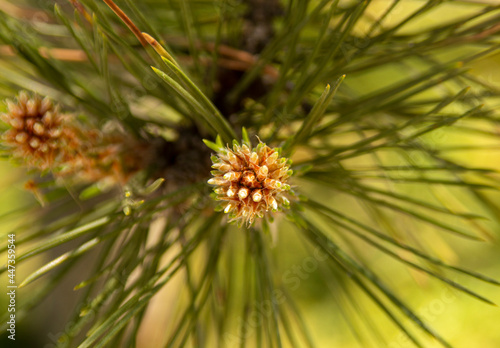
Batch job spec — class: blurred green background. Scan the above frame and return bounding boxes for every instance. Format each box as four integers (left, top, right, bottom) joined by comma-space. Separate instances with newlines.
1, 1, 500, 347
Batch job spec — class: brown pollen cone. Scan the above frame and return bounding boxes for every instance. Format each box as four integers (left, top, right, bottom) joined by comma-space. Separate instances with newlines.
1, 92, 148, 186
208, 141, 292, 226
1, 91, 70, 171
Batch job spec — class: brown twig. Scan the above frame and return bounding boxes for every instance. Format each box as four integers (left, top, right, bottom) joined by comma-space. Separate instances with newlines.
0, 0, 41, 18
0, 44, 269, 77
102, 0, 148, 47
161, 35, 280, 79
470, 22, 500, 41
1, 45, 88, 61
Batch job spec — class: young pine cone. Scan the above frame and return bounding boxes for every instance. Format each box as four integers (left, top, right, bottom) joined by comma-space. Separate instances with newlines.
1, 92, 147, 185
1, 91, 72, 171
207, 140, 293, 226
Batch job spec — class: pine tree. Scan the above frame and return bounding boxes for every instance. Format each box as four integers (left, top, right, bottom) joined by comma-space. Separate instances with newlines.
1, 0, 500, 347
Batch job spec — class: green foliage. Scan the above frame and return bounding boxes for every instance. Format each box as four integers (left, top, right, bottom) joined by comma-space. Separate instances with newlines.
0, 0, 500, 347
